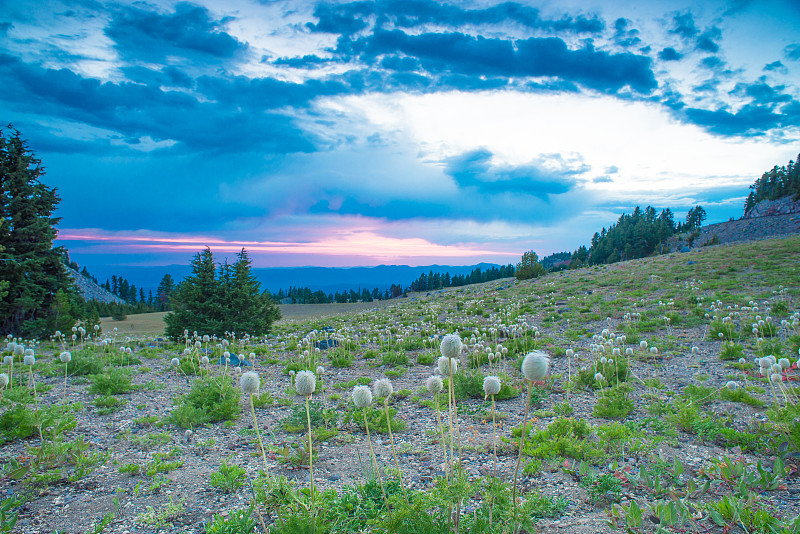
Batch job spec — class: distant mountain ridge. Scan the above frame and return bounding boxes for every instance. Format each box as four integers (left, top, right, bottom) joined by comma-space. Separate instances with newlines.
80, 263, 507, 295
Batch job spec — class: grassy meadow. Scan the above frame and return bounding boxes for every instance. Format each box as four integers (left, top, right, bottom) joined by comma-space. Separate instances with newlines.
2, 236, 800, 534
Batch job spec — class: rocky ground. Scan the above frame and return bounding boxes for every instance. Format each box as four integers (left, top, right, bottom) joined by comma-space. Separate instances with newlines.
3, 235, 800, 534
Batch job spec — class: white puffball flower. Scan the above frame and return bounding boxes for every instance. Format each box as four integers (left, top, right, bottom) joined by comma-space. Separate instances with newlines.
612, 348, 620, 357
770, 373, 782, 383
23, 354, 35, 366
426, 375, 443, 394
125, 348, 132, 355
183, 348, 191, 356
234, 366, 242, 374
440, 334, 463, 358
626, 347, 633, 356
595, 372, 604, 382
650, 347, 658, 354
771, 363, 782, 374
170, 358, 180, 368
483, 376, 501, 397
200, 356, 209, 365
691, 346, 699, 355
738, 358, 746, 364
295, 370, 316, 396
565, 349, 574, 358
600, 357, 607, 364
726, 381, 740, 391
352, 385, 373, 408
203, 335, 210, 343
289, 370, 296, 377
373, 378, 393, 399
778, 358, 791, 369
0, 373, 7, 388
240, 371, 260, 395
316, 366, 325, 376
3, 356, 12, 366
24, 348, 33, 357
194, 341, 202, 349
639, 341, 647, 349
437, 356, 458, 376
522, 351, 550, 381
59, 351, 71, 363
608, 358, 614, 364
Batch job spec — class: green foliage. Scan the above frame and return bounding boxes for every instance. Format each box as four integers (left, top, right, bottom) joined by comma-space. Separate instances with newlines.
205, 507, 255, 534
328, 348, 352, 368
719, 341, 744, 360
515, 250, 546, 280
743, 154, 800, 215
119, 463, 141, 475
381, 351, 409, 366
0, 127, 82, 337
165, 248, 281, 339
167, 376, 241, 429
88, 368, 133, 395
593, 385, 634, 419
209, 459, 246, 493
0, 403, 76, 444
350, 405, 407, 434
720, 387, 765, 406
451, 370, 520, 401
282, 401, 339, 433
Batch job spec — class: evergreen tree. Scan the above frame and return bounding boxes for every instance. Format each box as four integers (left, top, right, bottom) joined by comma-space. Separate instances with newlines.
164, 248, 280, 339
0, 127, 78, 336
156, 273, 175, 310
515, 251, 546, 280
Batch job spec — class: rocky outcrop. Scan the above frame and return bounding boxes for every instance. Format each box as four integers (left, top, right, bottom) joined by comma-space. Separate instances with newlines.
66, 267, 125, 304
744, 196, 800, 218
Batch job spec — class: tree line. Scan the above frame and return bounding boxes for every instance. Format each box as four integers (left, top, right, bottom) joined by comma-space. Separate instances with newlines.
743, 153, 800, 215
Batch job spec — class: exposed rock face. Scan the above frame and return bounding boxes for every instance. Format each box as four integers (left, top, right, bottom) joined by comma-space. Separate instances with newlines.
744, 196, 800, 218
65, 267, 125, 304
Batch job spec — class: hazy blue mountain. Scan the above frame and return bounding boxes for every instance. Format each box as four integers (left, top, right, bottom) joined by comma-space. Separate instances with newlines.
83, 263, 508, 294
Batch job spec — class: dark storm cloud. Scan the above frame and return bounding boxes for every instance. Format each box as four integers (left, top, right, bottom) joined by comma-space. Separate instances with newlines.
335, 30, 657, 94
307, 0, 605, 37
105, 2, 248, 63
0, 54, 313, 153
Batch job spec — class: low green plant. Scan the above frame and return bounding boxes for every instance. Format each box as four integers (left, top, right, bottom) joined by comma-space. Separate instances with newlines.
119, 463, 141, 475
167, 376, 241, 428
593, 385, 634, 419
205, 506, 255, 534
89, 368, 133, 395
381, 351, 409, 366
209, 459, 246, 493
451, 370, 520, 401
719, 341, 744, 361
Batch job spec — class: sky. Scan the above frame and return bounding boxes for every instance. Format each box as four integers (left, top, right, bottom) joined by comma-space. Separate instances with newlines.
2, 0, 799, 269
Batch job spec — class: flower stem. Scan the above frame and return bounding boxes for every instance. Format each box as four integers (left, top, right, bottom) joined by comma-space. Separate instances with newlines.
383, 399, 408, 502
434, 392, 449, 483
250, 395, 270, 478
363, 407, 387, 506
305, 395, 315, 509
512, 381, 533, 534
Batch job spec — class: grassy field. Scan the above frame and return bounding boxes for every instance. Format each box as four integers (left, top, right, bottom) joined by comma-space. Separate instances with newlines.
7, 235, 800, 534
100, 301, 396, 335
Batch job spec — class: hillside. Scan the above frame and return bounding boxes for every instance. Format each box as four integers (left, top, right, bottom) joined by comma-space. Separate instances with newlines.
65, 267, 125, 304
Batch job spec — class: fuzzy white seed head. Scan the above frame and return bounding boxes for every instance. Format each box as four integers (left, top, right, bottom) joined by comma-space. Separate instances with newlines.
24, 348, 33, 357
125, 348, 132, 355
770, 373, 782, 383
691, 346, 699, 355
0, 373, 8, 388
3, 356, 12, 366
483, 375, 501, 397
316, 366, 325, 376
183, 348, 191, 356
170, 358, 179, 368
200, 356, 209, 365
738, 358, 746, 364
426, 375, 443, 394
771, 363, 782, 374
59, 351, 71, 363
521, 351, 550, 381
778, 358, 791, 369
726, 381, 740, 390
594, 372, 604, 382
240, 371, 260, 394
373, 378, 393, 399
650, 347, 658, 354
295, 370, 316, 396
23, 354, 35, 366
437, 356, 458, 376
612, 348, 620, 357
440, 334, 463, 358
600, 357, 607, 364
639, 341, 647, 349
352, 385, 372, 408
626, 347, 633, 356
608, 358, 614, 364
289, 370, 296, 377
565, 349, 574, 358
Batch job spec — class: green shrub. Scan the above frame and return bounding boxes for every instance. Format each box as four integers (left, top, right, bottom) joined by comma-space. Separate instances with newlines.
89, 368, 133, 395
209, 459, 246, 493
417, 352, 435, 365
167, 376, 241, 429
593, 385, 634, 419
451, 370, 520, 401
719, 342, 744, 361
205, 507, 255, 534
382, 351, 409, 366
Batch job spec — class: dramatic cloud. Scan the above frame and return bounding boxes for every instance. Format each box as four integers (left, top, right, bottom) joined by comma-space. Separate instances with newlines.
0, 0, 797, 268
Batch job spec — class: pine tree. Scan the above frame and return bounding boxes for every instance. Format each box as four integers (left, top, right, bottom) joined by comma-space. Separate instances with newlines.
515, 251, 545, 280
0, 127, 78, 336
156, 273, 175, 310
